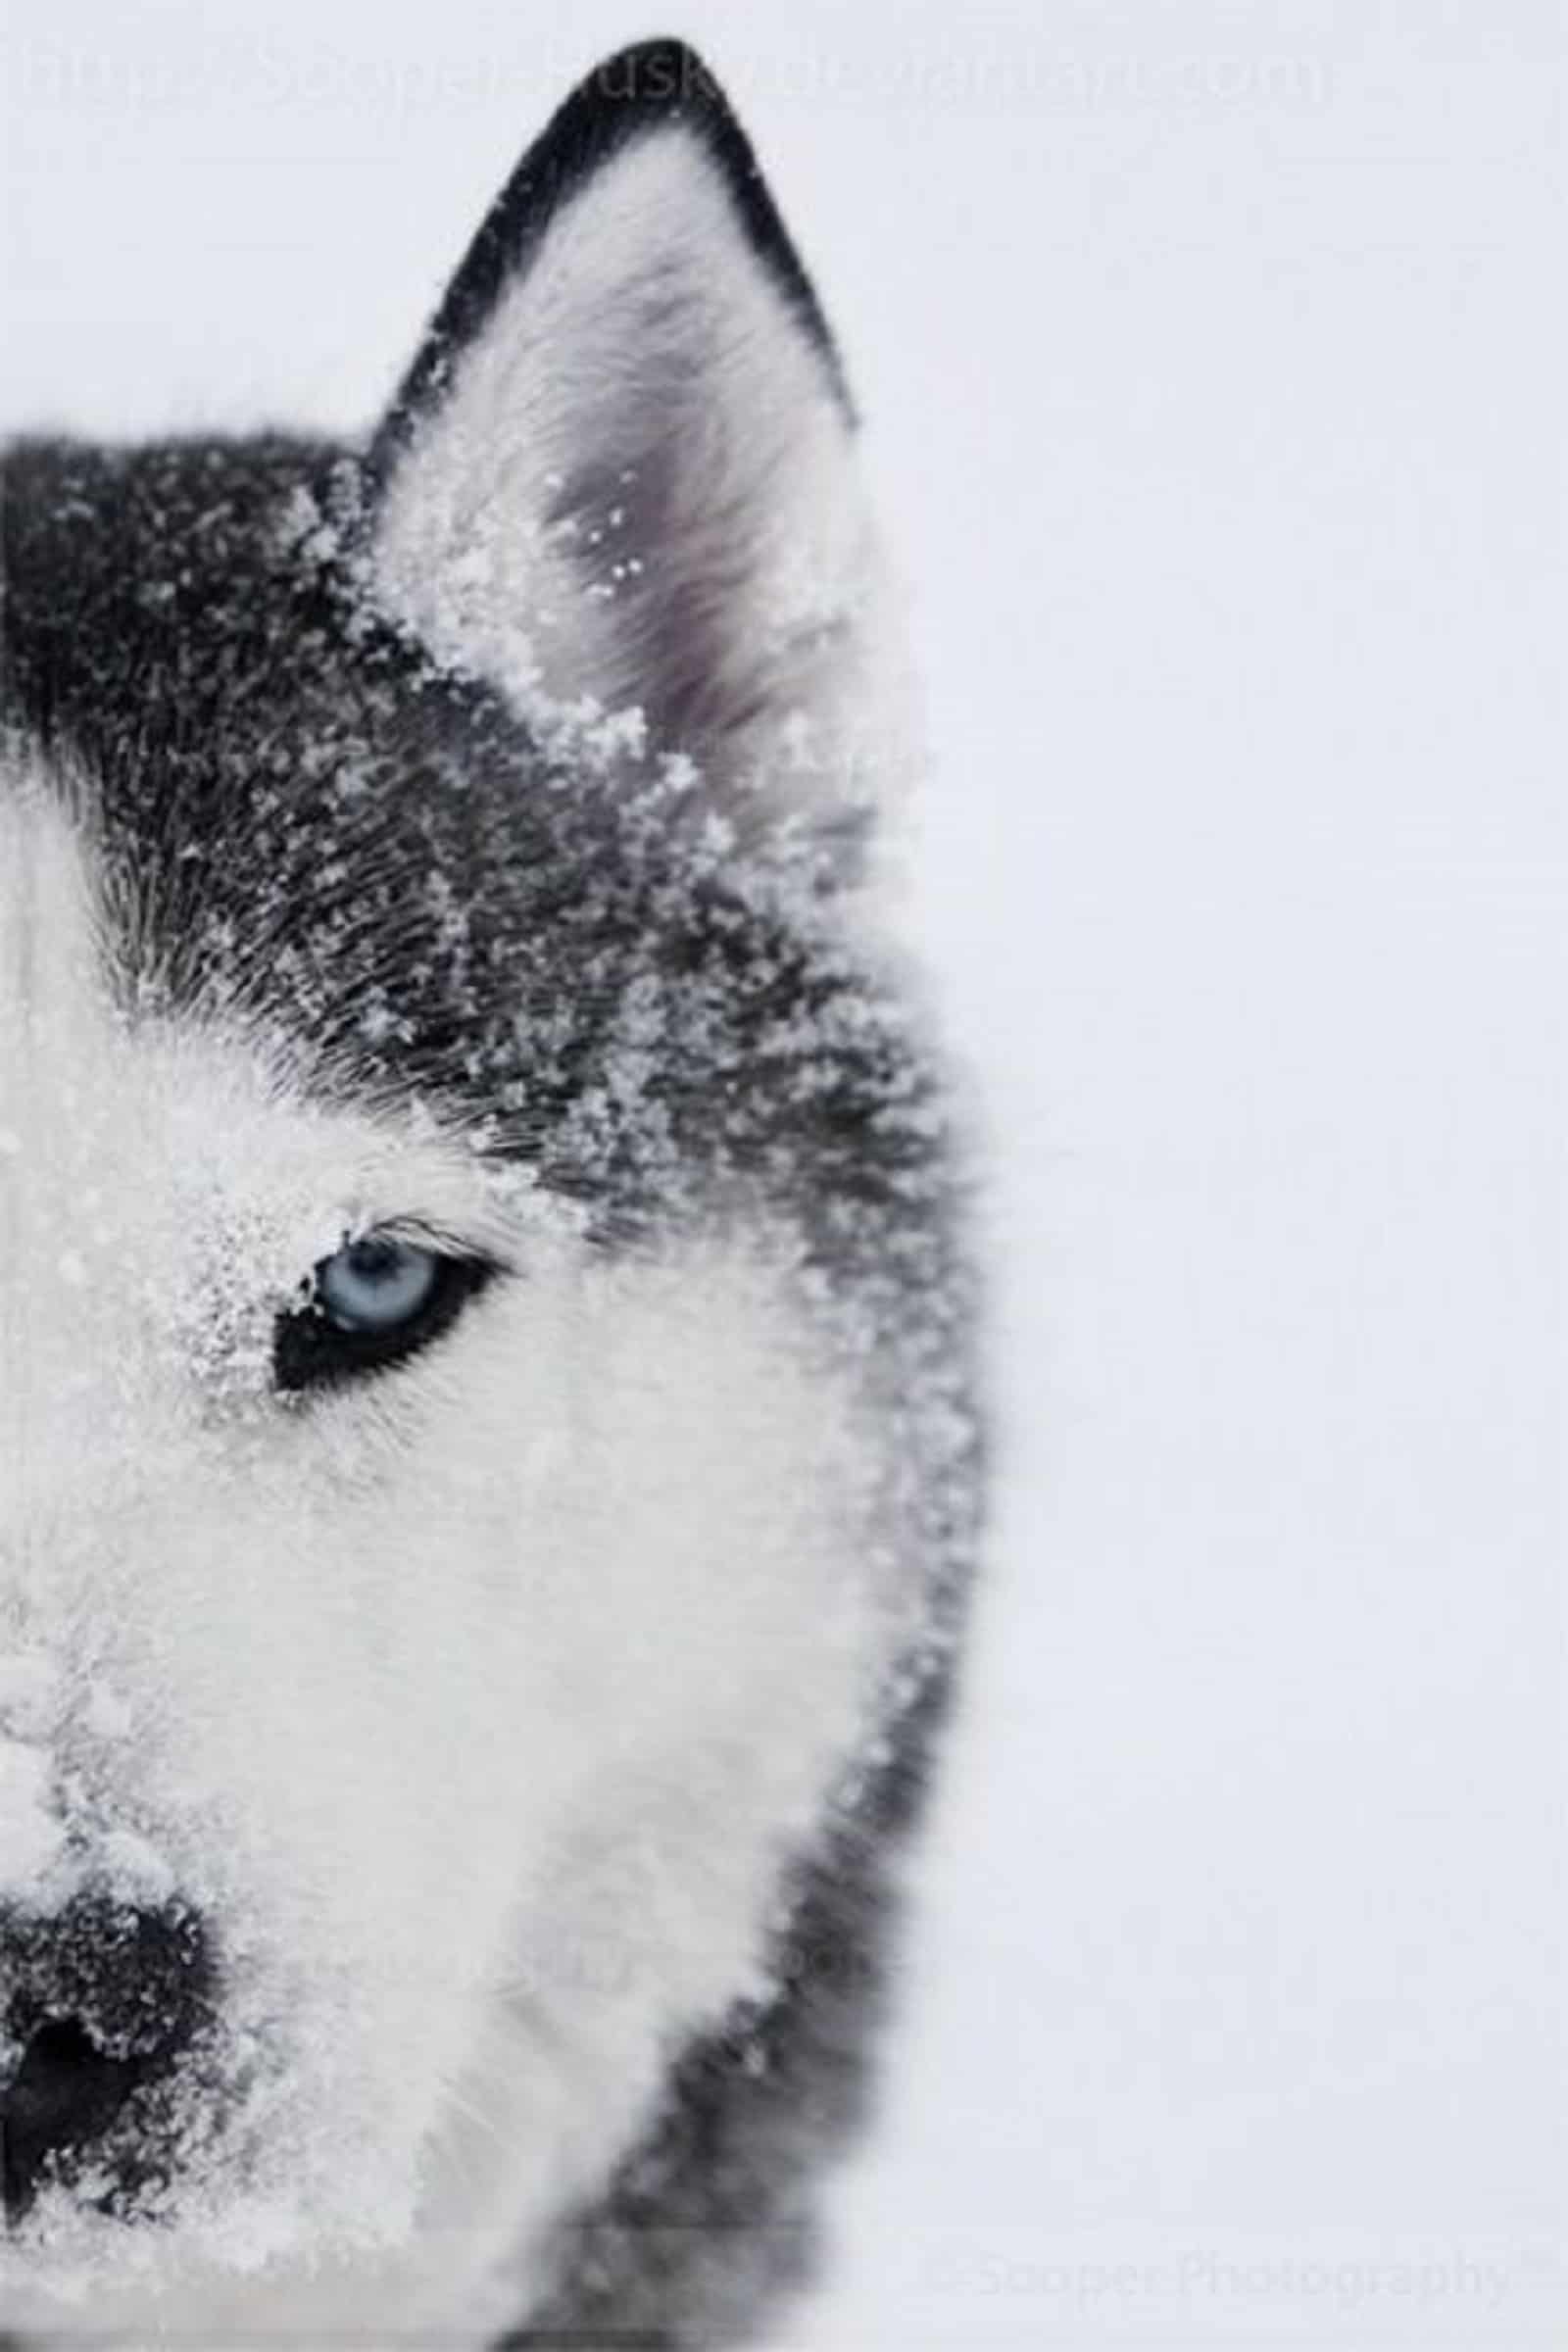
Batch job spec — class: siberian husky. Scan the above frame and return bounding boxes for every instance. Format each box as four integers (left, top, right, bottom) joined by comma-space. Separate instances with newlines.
0, 39, 980, 2347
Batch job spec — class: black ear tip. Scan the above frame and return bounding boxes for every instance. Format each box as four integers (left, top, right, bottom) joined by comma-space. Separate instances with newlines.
371, 33, 850, 479
575, 37, 725, 108
560, 39, 760, 189
551, 39, 747, 166
546, 38, 847, 398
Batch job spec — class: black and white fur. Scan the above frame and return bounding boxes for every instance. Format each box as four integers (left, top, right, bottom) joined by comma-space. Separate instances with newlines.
0, 42, 979, 2347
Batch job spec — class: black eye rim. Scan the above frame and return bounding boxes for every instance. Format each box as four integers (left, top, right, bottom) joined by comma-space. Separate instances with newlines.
272, 1230, 500, 1397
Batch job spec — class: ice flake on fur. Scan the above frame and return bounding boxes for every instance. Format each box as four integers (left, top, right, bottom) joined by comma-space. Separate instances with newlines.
0, 1645, 67, 1738
0, 1735, 66, 1895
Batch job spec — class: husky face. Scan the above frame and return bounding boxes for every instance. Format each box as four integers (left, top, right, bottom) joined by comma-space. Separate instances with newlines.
0, 41, 975, 2346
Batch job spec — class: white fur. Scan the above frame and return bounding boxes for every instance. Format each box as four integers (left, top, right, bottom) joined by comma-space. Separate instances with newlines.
0, 789, 908, 2343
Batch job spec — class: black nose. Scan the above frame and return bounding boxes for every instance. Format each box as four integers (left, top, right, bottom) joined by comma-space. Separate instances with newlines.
1, 1895, 215, 2224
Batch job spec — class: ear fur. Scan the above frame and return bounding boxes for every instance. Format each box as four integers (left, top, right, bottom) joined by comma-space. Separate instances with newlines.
366, 40, 907, 829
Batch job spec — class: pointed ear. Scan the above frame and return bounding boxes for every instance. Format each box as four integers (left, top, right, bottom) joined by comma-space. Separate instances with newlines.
365, 41, 905, 824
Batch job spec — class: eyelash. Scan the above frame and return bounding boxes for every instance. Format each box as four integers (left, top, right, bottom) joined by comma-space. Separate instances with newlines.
271, 1239, 497, 1397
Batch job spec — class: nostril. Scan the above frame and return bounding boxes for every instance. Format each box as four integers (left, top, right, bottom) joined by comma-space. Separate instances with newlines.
1, 2018, 147, 2223
0, 1897, 216, 2224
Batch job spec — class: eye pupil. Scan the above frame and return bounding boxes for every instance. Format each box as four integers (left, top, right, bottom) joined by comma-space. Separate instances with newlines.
348, 1238, 397, 1276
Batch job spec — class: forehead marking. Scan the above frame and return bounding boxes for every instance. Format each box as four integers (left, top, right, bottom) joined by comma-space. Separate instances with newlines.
0, 771, 526, 1292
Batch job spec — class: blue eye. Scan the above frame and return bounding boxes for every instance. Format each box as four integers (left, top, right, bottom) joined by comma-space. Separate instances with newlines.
317, 1236, 438, 1332
273, 1230, 493, 1396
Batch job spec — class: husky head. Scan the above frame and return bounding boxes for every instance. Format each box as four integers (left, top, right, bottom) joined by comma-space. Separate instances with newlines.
0, 41, 976, 2343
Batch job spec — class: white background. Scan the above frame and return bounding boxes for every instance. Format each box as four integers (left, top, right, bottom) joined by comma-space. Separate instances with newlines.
3, 4, 1562, 2345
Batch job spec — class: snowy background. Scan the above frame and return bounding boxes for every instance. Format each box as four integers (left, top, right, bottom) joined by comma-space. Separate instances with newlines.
3, 3, 1562, 2345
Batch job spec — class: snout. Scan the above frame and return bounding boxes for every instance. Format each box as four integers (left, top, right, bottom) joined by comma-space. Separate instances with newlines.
1, 1893, 216, 2224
